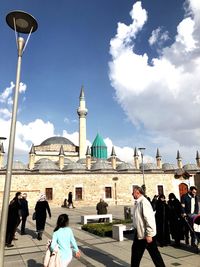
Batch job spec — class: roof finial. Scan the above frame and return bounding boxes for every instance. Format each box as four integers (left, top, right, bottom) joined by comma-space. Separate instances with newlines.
29, 144, 35, 154
59, 145, 64, 156
156, 148, 161, 158
176, 150, 181, 159
86, 146, 91, 156
111, 146, 116, 157
0, 143, 5, 153
134, 147, 139, 157
80, 85, 84, 98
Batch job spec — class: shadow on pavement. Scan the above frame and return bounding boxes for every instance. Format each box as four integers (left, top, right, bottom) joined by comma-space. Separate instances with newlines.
16, 228, 37, 239
80, 247, 129, 267
27, 259, 43, 267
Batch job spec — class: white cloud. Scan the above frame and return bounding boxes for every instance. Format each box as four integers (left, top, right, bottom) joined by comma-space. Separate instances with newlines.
0, 108, 11, 119
109, 0, 200, 156
0, 82, 27, 104
0, 82, 14, 103
149, 27, 169, 46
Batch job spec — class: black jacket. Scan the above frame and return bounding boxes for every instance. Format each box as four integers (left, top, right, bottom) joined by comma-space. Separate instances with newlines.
181, 193, 199, 215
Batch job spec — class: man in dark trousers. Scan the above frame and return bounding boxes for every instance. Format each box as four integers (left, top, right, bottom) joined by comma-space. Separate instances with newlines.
181, 186, 199, 246
20, 193, 29, 235
96, 198, 108, 222
131, 186, 165, 267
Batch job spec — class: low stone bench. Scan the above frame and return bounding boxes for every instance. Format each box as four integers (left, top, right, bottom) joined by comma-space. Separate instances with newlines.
81, 214, 112, 225
112, 224, 133, 241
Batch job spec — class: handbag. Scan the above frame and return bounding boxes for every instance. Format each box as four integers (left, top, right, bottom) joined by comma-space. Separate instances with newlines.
32, 212, 36, 220
44, 240, 61, 267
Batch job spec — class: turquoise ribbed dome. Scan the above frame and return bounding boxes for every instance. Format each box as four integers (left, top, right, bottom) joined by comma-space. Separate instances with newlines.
91, 133, 107, 159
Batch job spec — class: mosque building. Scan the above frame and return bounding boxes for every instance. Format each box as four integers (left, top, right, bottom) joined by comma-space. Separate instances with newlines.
0, 87, 199, 207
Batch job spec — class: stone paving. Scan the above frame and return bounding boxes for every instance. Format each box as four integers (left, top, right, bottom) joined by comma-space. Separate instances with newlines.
3, 205, 200, 266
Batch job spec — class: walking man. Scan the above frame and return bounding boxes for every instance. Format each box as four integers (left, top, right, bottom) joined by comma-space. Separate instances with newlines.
131, 186, 165, 267
20, 193, 29, 235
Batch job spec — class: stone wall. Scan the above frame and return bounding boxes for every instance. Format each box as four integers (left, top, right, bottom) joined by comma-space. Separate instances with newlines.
0, 170, 196, 208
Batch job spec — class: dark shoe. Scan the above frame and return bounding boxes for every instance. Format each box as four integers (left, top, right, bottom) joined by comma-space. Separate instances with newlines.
21, 232, 26, 235
37, 233, 42, 240
6, 244, 14, 247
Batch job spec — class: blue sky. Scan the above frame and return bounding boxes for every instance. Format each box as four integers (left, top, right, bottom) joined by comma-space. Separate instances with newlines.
1, 0, 200, 165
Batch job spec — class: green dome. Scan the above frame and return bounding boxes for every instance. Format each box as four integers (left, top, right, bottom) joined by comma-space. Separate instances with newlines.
91, 133, 107, 159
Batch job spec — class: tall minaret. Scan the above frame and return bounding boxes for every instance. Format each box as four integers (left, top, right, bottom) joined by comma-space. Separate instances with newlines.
77, 86, 88, 159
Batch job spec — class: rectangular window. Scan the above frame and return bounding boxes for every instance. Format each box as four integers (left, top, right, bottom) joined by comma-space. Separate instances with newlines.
157, 185, 164, 196
45, 188, 53, 200
105, 187, 112, 198
75, 187, 82, 200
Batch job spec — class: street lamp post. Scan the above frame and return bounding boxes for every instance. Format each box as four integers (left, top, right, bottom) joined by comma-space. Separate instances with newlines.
0, 11, 38, 266
138, 147, 146, 194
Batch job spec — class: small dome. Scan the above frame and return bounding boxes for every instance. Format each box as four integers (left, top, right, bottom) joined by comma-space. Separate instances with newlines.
91, 159, 112, 171
162, 163, 176, 171
183, 164, 199, 171
40, 136, 75, 146
107, 157, 122, 163
140, 163, 157, 170
63, 162, 85, 171
77, 158, 86, 164
5, 160, 27, 170
64, 158, 72, 164
117, 162, 135, 171
33, 158, 59, 171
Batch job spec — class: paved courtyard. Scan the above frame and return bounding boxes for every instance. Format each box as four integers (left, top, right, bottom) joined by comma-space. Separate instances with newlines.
3, 205, 200, 266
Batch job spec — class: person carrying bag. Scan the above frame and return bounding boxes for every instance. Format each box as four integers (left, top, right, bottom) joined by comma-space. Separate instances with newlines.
50, 214, 80, 267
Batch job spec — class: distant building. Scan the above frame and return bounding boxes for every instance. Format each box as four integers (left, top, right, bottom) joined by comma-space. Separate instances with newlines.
0, 88, 199, 207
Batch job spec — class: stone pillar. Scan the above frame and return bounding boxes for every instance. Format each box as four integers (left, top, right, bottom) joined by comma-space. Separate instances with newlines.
134, 147, 139, 169
176, 150, 183, 169
86, 146, 91, 170
196, 151, 200, 168
0, 150, 4, 169
29, 144, 35, 170
59, 145, 65, 170
156, 148, 162, 169
111, 146, 116, 170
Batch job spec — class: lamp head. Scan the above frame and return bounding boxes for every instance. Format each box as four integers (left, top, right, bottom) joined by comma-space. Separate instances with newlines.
6, 11, 38, 34
138, 147, 146, 156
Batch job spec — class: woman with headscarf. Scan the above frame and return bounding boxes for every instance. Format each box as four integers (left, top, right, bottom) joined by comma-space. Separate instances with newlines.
155, 194, 170, 247
35, 193, 51, 240
168, 193, 184, 247
6, 192, 22, 247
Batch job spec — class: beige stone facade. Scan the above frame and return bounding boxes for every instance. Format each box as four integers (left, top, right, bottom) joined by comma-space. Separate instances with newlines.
0, 169, 197, 208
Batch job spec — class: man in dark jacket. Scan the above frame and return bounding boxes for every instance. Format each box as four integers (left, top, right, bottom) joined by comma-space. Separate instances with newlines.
181, 186, 199, 246
96, 198, 108, 222
20, 193, 29, 235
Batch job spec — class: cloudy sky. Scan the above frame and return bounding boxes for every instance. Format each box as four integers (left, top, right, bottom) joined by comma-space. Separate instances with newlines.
0, 0, 200, 165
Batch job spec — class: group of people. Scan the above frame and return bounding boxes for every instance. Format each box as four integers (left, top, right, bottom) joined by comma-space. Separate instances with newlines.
5, 186, 199, 267
62, 192, 75, 209
5, 191, 52, 246
6, 192, 29, 247
131, 185, 199, 267
151, 186, 199, 248
6, 191, 80, 266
